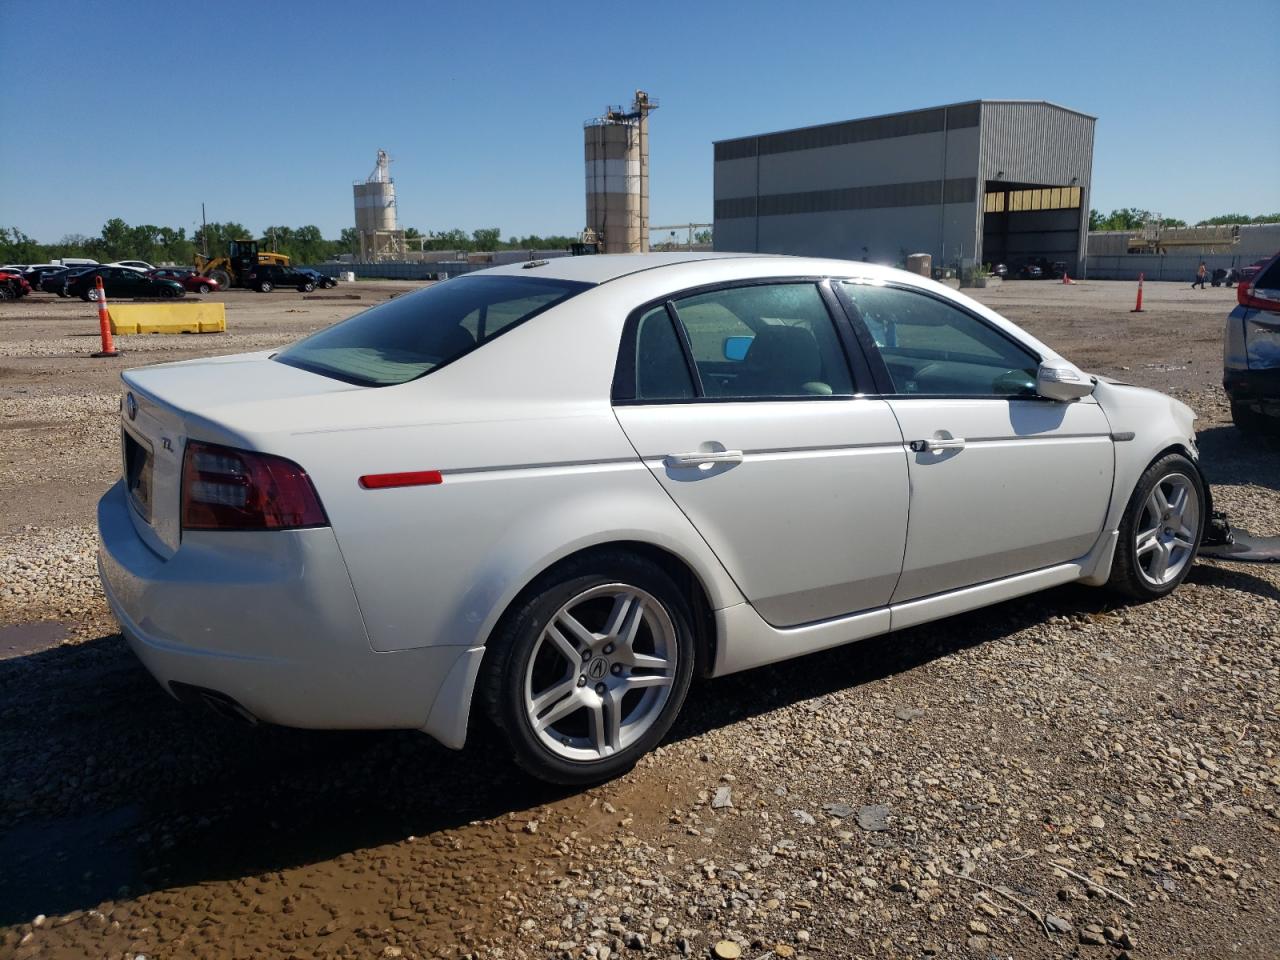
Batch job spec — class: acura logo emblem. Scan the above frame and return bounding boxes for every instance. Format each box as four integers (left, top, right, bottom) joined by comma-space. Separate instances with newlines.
126, 392, 137, 421
587, 657, 609, 680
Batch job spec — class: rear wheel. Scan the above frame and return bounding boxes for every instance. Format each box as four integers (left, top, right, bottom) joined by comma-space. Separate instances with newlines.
258, 281, 273, 293
0, 286, 11, 301
482, 552, 696, 785
208, 269, 231, 289
198, 283, 211, 294
84, 288, 98, 302
1107, 453, 1204, 601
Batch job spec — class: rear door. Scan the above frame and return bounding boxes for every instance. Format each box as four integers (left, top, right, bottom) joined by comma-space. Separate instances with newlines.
836, 280, 1114, 602
612, 280, 909, 627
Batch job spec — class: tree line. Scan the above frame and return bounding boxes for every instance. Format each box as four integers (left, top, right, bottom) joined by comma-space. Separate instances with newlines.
1089, 209, 1280, 232
0, 220, 586, 266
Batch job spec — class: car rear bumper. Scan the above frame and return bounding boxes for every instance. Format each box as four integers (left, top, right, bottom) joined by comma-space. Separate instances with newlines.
1224, 368, 1280, 416
96, 480, 480, 741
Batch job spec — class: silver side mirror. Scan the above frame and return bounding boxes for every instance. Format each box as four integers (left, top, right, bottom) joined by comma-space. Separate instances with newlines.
1036, 360, 1095, 401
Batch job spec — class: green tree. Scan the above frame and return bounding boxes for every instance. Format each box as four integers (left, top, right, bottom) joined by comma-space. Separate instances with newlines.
0, 226, 42, 263
471, 227, 501, 252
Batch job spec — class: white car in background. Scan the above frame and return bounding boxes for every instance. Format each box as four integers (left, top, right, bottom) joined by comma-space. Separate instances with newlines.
97, 253, 1206, 784
108, 260, 157, 273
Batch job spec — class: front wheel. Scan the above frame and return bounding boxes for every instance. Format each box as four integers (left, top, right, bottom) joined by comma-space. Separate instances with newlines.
1107, 453, 1204, 601
83, 289, 97, 302
257, 281, 273, 293
300, 282, 315, 293
482, 552, 696, 785
198, 283, 210, 294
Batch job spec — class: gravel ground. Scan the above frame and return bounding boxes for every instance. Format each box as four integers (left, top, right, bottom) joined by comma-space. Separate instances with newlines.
1, 279, 1276, 959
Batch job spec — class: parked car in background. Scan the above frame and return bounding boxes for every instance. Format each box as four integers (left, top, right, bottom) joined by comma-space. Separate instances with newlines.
297, 267, 338, 289
40, 266, 91, 296
0, 270, 32, 299
98, 253, 1208, 785
22, 264, 70, 289
66, 266, 184, 301
1224, 251, 1280, 432
989, 263, 1008, 279
248, 263, 319, 293
1016, 262, 1044, 279
55, 258, 99, 268
150, 268, 220, 294
109, 260, 157, 273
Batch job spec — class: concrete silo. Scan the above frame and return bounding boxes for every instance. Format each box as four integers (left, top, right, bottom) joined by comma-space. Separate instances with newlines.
353, 150, 406, 262
583, 91, 657, 254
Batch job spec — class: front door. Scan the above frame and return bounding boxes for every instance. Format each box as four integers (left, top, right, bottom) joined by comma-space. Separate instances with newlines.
837, 280, 1114, 602
613, 281, 910, 627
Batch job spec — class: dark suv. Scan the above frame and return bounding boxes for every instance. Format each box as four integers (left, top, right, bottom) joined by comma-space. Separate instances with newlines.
248, 264, 318, 293
1224, 251, 1280, 432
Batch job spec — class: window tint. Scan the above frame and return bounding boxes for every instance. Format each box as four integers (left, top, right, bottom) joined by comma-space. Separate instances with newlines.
669, 284, 853, 398
275, 275, 589, 386
632, 305, 696, 401
841, 282, 1038, 397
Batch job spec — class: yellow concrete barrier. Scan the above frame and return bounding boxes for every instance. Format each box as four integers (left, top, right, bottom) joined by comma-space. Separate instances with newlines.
108, 302, 226, 335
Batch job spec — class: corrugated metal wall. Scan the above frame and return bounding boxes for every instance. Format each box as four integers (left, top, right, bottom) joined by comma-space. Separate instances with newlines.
1084, 253, 1260, 281
978, 102, 1094, 278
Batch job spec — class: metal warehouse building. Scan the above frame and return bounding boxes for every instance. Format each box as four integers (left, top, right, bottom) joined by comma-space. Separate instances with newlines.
714, 100, 1095, 276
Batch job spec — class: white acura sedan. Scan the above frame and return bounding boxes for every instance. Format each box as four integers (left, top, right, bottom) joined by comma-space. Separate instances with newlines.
98, 253, 1206, 783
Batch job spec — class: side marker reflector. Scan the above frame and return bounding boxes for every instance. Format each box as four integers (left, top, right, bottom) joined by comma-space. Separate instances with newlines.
359, 470, 444, 490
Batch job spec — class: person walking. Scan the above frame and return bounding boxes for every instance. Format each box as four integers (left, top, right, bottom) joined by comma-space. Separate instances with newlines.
1193, 262, 1208, 289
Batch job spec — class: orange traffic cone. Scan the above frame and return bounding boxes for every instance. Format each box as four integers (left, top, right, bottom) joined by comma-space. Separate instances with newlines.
1062, 270, 1074, 284
91, 275, 120, 357
1130, 273, 1145, 313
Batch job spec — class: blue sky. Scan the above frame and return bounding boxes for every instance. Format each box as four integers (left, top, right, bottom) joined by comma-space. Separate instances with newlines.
2, 0, 1277, 243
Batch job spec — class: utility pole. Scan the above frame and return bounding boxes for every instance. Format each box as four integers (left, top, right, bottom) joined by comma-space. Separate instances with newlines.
201, 203, 208, 258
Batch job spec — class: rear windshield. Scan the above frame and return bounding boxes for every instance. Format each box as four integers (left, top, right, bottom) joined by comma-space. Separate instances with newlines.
274, 275, 590, 386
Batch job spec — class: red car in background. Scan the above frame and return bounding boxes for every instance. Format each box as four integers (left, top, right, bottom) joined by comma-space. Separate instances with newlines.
149, 269, 220, 294
0, 270, 32, 300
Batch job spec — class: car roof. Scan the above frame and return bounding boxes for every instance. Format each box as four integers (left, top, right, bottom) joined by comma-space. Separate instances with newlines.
474, 251, 765, 285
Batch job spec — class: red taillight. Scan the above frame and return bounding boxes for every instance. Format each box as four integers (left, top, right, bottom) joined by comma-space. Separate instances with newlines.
1239, 281, 1280, 312
181, 441, 328, 531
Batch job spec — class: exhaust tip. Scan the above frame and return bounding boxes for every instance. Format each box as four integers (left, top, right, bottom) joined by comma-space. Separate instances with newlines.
169, 681, 260, 726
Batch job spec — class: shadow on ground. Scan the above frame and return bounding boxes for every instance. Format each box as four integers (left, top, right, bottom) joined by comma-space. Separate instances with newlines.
0, 578, 1137, 926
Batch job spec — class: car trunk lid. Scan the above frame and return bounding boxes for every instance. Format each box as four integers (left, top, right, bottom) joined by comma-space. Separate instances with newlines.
118, 352, 361, 556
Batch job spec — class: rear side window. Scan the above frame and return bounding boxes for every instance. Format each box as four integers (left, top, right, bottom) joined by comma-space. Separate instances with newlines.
671, 283, 854, 398
275, 275, 589, 386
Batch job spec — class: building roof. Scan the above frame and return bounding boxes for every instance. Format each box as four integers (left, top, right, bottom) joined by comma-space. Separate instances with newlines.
713, 99, 1095, 146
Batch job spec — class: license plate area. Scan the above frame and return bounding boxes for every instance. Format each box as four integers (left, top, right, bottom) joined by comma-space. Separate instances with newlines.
123, 427, 154, 522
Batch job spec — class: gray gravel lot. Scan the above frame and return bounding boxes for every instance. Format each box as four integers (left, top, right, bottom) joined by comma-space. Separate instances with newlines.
0, 279, 1276, 959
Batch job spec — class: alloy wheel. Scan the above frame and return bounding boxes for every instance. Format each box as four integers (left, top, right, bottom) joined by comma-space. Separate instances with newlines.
1134, 472, 1199, 587
524, 583, 678, 762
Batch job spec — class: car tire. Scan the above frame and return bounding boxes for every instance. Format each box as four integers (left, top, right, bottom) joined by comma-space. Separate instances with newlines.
198, 283, 211, 294
481, 551, 696, 786
1106, 452, 1205, 601
258, 281, 273, 293
300, 282, 315, 293
0, 286, 11, 301
208, 269, 231, 289
83, 289, 96, 302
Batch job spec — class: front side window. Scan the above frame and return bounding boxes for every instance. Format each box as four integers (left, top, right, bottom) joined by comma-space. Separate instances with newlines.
275, 275, 589, 386
667, 283, 854, 399
840, 282, 1038, 397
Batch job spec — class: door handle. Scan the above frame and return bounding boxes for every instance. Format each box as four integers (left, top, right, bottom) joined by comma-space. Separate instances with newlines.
665, 450, 745, 468
909, 436, 966, 453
